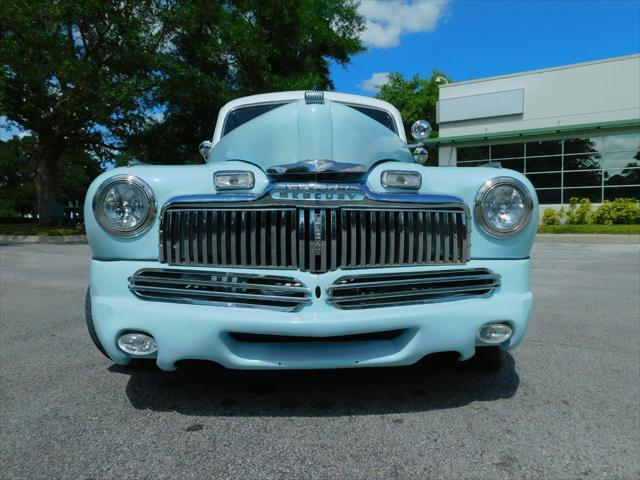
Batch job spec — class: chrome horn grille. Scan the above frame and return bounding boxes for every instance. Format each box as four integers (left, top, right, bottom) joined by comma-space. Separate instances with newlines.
159, 203, 470, 273
326, 269, 501, 309
128, 269, 312, 311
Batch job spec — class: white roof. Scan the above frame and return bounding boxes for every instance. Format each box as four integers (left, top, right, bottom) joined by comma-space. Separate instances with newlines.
211, 91, 406, 143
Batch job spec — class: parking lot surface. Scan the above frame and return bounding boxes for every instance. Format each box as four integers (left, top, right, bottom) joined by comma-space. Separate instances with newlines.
1, 242, 639, 479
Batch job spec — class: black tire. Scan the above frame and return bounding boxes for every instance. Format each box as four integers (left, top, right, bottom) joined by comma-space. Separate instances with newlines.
85, 287, 109, 359
471, 346, 505, 371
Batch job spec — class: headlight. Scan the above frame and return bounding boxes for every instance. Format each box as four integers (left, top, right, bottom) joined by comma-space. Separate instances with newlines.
381, 170, 422, 189
214, 171, 255, 190
92, 175, 156, 237
474, 177, 533, 238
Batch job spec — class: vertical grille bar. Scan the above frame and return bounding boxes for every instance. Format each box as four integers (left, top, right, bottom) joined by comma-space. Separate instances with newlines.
320, 209, 328, 272
349, 211, 357, 267
443, 212, 450, 263
388, 211, 396, 264
369, 211, 377, 266
330, 209, 337, 271
379, 211, 386, 265
340, 210, 348, 267
211, 211, 218, 265
260, 211, 267, 266
220, 211, 227, 264
427, 212, 434, 262
359, 211, 367, 266
201, 211, 208, 264
298, 209, 306, 271
179, 211, 187, 263
229, 211, 237, 265
238, 211, 246, 265
416, 212, 424, 263
270, 211, 278, 266
289, 210, 297, 267
452, 212, 459, 262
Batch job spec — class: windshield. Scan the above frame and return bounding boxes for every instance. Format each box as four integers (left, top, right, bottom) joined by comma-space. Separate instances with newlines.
210, 100, 412, 171
222, 102, 398, 137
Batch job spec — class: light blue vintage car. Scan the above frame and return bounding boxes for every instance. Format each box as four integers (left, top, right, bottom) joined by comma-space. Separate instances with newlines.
84, 90, 537, 372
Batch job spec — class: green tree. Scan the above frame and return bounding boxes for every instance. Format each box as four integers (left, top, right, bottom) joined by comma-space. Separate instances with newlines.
1, 0, 168, 223
376, 71, 451, 140
0, 135, 37, 217
128, 0, 364, 164
0, 134, 103, 218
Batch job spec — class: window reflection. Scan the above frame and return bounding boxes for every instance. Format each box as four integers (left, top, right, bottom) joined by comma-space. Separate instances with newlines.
535, 189, 561, 203
527, 172, 561, 188
457, 146, 489, 161
605, 168, 640, 186
526, 140, 561, 157
454, 132, 640, 203
563, 188, 602, 202
497, 158, 524, 172
564, 170, 602, 187
564, 153, 602, 171
526, 155, 561, 173
604, 186, 640, 200
492, 143, 524, 159
564, 137, 603, 155
603, 133, 640, 152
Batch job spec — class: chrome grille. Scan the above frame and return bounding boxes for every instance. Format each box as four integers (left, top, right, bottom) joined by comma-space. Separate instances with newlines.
129, 269, 311, 311
160, 204, 469, 273
327, 269, 501, 309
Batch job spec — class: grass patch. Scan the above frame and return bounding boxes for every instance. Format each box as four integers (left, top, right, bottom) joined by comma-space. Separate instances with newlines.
538, 224, 640, 234
0, 223, 85, 236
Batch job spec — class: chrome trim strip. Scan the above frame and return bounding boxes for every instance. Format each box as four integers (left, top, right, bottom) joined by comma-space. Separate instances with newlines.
326, 269, 500, 309
129, 269, 312, 312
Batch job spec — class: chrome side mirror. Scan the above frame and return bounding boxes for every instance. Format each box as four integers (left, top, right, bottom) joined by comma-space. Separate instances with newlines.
199, 140, 213, 160
411, 120, 432, 142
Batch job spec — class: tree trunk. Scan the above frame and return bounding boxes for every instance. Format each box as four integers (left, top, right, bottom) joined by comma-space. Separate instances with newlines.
35, 142, 61, 226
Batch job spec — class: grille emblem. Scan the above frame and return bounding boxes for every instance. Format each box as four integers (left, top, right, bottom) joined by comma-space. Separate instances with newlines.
313, 213, 323, 255
271, 188, 364, 201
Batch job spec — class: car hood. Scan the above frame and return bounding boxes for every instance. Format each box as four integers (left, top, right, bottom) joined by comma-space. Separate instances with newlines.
208, 99, 413, 177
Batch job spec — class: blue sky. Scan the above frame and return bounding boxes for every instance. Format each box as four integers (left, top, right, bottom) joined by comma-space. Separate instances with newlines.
332, 0, 640, 94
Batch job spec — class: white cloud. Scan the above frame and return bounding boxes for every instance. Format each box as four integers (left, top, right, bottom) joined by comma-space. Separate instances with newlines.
358, 0, 450, 48
359, 72, 391, 93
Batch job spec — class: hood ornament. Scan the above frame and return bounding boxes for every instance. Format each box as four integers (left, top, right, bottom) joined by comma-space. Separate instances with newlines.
267, 159, 367, 175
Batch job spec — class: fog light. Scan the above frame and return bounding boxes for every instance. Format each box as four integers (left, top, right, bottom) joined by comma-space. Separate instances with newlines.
477, 324, 513, 344
117, 333, 157, 356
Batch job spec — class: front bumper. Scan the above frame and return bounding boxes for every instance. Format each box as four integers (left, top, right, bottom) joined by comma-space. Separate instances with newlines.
90, 259, 532, 370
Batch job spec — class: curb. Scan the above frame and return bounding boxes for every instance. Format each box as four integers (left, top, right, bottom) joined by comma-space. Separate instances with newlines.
535, 234, 639, 244
0, 235, 88, 245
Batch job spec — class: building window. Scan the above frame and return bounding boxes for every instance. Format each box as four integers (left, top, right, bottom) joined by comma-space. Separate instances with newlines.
455, 132, 640, 204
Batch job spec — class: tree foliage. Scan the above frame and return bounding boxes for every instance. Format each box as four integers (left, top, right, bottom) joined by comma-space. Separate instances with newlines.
376, 71, 451, 140
0, 0, 364, 221
128, 0, 364, 164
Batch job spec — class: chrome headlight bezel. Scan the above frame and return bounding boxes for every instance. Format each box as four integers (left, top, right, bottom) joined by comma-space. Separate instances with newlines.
474, 176, 533, 238
92, 175, 157, 237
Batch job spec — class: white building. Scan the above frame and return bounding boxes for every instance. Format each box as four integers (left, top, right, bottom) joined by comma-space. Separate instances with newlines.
430, 54, 640, 205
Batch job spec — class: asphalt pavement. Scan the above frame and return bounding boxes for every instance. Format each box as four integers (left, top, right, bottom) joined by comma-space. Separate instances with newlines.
1, 242, 638, 479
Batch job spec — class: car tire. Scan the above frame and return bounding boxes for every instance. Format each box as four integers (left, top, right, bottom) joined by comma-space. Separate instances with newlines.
472, 346, 505, 371
85, 287, 109, 359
